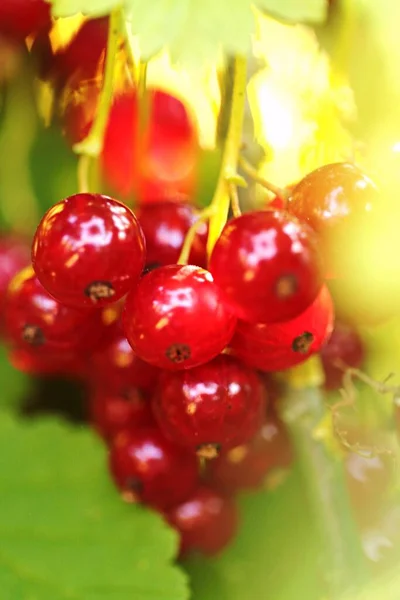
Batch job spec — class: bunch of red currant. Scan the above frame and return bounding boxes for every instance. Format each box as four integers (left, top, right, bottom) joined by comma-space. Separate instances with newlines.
0, 157, 379, 557
1, 5, 395, 563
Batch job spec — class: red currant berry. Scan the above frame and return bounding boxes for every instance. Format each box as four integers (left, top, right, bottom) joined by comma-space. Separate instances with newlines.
122, 265, 237, 371
320, 321, 364, 390
206, 409, 293, 494
0, 0, 50, 41
287, 163, 379, 277
109, 426, 199, 509
230, 284, 334, 372
136, 201, 207, 270
88, 320, 159, 395
209, 210, 323, 324
4, 266, 105, 357
166, 486, 238, 557
152, 355, 266, 458
101, 89, 198, 202
32, 193, 146, 308
9, 346, 88, 379
0, 234, 30, 327
55, 17, 108, 84
89, 388, 154, 443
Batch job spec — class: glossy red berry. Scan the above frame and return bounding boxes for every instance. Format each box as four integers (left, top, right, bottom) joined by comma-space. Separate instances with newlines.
88, 320, 159, 395
32, 193, 146, 308
206, 409, 293, 494
101, 89, 198, 202
230, 284, 334, 372
9, 346, 88, 379
209, 210, 323, 324
109, 426, 199, 509
89, 388, 154, 442
136, 201, 207, 271
122, 265, 237, 371
0, 0, 50, 40
0, 234, 30, 327
4, 266, 106, 358
55, 17, 108, 84
288, 163, 379, 277
320, 321, 365, 390
152, 355, 266, 458
166, 486, 238, 557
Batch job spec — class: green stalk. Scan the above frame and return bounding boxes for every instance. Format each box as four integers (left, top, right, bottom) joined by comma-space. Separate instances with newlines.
73, 10, 121, 157
279, 358, 370, 597
207, 56, 247, 256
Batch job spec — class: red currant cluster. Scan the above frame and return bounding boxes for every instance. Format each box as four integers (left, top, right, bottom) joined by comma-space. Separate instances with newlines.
0, 157, 378, 557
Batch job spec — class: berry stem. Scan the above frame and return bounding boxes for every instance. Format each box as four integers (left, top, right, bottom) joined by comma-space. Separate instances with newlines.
238, 155, 289, 201
206, 56, 247, 256
77, 154, 91, 193
279, 357, 369, 597
73, 10, 121, 157
177, 206, 215, 265
228, 181, 242, 218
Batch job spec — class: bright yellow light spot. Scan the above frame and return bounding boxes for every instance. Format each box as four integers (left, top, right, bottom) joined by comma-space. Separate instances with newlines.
50, 15, 86, 52
256, 82, 295, 150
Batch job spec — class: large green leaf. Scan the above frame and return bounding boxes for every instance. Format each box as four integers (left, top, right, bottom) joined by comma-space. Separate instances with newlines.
0, 412, 189, 600
0, 346, 31, 410
48, 0, 327, 66
185, 469, 323, 600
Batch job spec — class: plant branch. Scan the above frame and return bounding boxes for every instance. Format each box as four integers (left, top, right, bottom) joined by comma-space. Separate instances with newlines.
73, 10, 121, 157
206, 56, 247, 256
279, 357, 370, 597
178, 206, 215, 265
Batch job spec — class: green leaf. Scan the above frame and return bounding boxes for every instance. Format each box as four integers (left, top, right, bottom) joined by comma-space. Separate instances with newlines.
258, 0, 327, 23
0, 412, 189, 600
49, 0, 327, 65
49, 0, 122, 18
0, 346, 31, 410
185, 469, 323, 600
